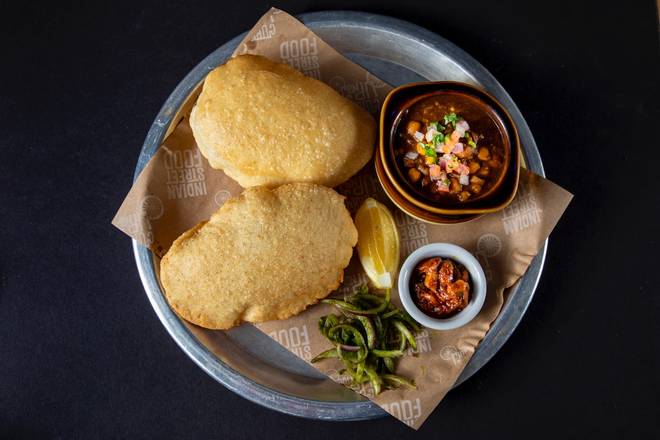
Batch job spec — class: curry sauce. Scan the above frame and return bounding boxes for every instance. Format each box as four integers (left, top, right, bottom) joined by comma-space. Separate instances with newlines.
393, 93, 507, 204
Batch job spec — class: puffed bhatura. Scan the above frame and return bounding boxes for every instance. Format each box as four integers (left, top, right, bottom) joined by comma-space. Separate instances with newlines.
189, 54, 376, 188
159, 183, 357, 330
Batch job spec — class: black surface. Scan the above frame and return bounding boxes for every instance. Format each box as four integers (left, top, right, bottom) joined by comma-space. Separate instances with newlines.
1, 1, 659, 438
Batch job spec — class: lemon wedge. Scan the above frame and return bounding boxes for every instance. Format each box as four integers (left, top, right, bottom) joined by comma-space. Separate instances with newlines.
354, 198, 400, 288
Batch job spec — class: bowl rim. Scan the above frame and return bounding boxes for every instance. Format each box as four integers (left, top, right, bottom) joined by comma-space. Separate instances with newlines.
379, 81, 521, 215
398, 243, 487, 330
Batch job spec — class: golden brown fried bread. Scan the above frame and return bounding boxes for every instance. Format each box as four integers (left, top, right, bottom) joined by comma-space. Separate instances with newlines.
160, 183, 357, 329
189, 54, 376, 188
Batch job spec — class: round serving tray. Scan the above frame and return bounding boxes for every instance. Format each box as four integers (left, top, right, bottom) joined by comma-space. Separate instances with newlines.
133, 11, 547, 421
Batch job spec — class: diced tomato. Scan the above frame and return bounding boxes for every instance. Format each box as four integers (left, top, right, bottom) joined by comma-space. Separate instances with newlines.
436, 181, 450, 192
429, 164, 442, 180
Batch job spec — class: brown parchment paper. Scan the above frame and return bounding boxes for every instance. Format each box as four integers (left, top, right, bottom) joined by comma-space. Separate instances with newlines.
112, 8, 573, 429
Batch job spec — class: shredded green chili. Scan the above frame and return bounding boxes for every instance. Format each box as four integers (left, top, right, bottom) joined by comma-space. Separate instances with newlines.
312, 284, 421, 394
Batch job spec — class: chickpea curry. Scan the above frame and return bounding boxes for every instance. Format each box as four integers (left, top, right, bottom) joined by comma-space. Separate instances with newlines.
394, 95, 507, 203
411, 257, 470, 319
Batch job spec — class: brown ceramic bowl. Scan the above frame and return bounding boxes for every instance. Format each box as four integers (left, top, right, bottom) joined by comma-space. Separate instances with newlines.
378, 81, 521, 217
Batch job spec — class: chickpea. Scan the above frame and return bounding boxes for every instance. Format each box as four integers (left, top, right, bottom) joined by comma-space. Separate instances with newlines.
458, 190, 472, 202
468, 161, 481, 174
477, 166, 490, 177
477, 147, 491, 161
406, 120, 421, 135
455, 149, 467, 159
408, 168, 421, 183
470, 183, 483, 194
450, 177, 461, 193
487, 158, 502, 168
470, 175, 485, 185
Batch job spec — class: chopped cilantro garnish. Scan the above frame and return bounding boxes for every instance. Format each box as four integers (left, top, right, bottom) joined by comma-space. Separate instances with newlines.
424, 146, 437, 159
432, 133, 445, 145
443, 179, 450, 186
443, 112, 458, 127
430, 121, 446, 133
465, 132, 477, 148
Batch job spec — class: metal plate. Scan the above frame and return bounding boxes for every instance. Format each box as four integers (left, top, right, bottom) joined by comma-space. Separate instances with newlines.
132, 11, 547, 421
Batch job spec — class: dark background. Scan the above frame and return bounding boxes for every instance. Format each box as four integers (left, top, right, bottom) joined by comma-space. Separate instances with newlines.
1, 0, 658, 438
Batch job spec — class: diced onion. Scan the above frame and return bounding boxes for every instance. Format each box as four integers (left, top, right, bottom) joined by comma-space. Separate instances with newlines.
459, 174, 470, 185
457, 163, 470, 174
457, 120, 470, 132
414, 131, 424, 141
452, 143, 464, 153
405, 151, 419, 160
425, 128, 438, 142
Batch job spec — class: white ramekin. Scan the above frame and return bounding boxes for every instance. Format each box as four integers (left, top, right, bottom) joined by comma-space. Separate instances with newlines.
398, 243, 487, 330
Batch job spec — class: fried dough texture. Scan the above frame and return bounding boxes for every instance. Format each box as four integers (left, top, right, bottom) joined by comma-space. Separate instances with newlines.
160, 183, 357, 329
189, 54, 376, 188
